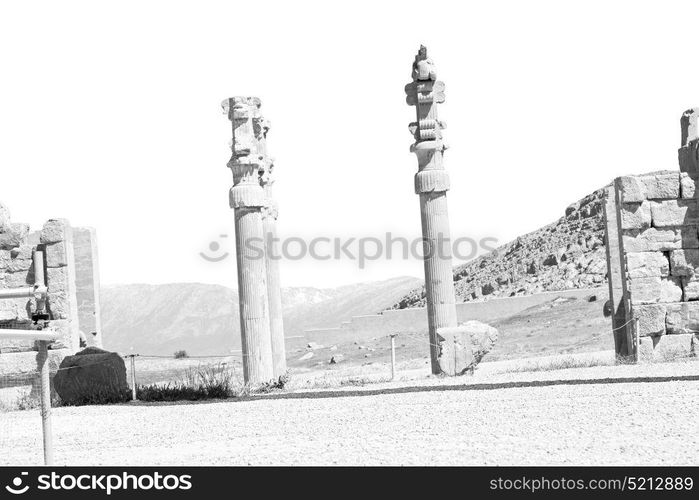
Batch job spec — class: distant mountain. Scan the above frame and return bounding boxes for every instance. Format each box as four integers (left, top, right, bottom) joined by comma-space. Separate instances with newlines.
100, 276, 421, 356
393, 185, 610, 309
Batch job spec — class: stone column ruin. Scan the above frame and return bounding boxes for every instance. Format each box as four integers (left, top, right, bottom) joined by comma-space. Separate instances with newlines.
222, 96, 275, 384
405, 46, 468, 375
258, 116, 287, 378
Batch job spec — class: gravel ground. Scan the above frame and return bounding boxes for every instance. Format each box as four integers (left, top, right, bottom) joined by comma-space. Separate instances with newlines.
2, 361, 698, 466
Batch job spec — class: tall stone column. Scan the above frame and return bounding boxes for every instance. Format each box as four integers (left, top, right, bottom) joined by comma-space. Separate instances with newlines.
222, 96, 274, 384
405, 46, 459, 375
258, 116, 287, 378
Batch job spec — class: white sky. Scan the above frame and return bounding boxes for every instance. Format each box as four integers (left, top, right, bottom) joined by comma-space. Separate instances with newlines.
2, 1, 698, 289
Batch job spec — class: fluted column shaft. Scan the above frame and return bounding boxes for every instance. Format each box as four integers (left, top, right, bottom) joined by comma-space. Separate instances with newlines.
262, 208, 286, 377
258, 115, 287, 377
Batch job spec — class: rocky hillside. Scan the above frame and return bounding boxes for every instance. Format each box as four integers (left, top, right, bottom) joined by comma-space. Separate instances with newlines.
393, 186, 609, 309
101, 276, 421, 356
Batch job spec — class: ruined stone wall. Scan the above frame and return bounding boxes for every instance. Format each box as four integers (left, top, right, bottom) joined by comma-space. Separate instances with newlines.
0, 203, 102, 359
605, 110, 699, 359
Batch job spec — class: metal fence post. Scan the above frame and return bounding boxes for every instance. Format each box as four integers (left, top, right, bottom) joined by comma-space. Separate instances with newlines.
37, 340, 53, 465
389, 334, 397, 380
127, 354, 137, 401
634, 317, 640, 363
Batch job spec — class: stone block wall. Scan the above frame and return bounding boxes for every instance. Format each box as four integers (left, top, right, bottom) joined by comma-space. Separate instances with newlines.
0, 203, 102, 357
604, 109, 699, 359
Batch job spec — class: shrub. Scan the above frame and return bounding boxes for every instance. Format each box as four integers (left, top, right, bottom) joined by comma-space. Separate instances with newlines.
137, 363, 241, 402
174, 350, 188, 359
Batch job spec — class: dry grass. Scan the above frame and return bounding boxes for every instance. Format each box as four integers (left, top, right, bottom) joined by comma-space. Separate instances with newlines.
495, 352, 618, 374
136, 363, 291, 401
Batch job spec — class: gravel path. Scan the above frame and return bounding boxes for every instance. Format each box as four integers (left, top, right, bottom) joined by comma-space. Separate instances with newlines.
2, 376, 698, 466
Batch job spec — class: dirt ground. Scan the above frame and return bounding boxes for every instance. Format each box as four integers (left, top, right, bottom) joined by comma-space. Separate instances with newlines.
2, 358, 698, 466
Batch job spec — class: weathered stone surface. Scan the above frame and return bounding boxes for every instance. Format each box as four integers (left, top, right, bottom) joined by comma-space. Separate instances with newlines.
637, 336, 655, 361
634, 304, 667, 336
5, 245, 33, 273
680, 172, 698, 198
619, 202, 651, 230
682, 275, 699, 301
0, 249, 11, 270
648, 333, 694, 361
47, 290, 73, 320
437, 321, 498, 375
629, 276, 682, 304
626, 251, 669, 278
641, 173, 680, 200
40, 219, 71, 244
72, 227, 102, 346
47, 319, 78, 350
622, 226, 699, 252
0, 223, 29, 250
0, 202, 10, 232
46, 266, 70, 293
45, 242, 68, 268
650, 199, 699, 227
666, 302, 699, 334
618, 176, 646, 203
4, 270, 30, 288
0, 348, 67, 377
669, 249, 699, 276
53, 347, 129, 405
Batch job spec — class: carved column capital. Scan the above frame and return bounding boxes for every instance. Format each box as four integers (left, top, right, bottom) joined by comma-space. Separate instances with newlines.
406, 46, 450, 194
222, 97, 266, 208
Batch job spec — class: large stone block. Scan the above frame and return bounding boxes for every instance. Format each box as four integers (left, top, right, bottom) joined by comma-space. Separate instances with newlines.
618, 176, 646, 203
680, 172, 698, 198
45, 241, 69, 268
682, 274, 699, 300
0, 223, 29, 250
669, 249, 699, 276
46, 266, 70, 293
5, 245, 33, 273
650, 199, 699, 227
40, 219, 71, 244
642, 172, 680, 200
436, 321, 498, 375
626, 251, 669, 278
47, 290, 73, 320
629, 276, 682, 304
622, 226, 699, 252
666, 302, 699, 334
645, 333, 694, 362
620, 202, 651, 230
634, 304, 666, 336
53, 347, 129, 405
4, 270, 31, 288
